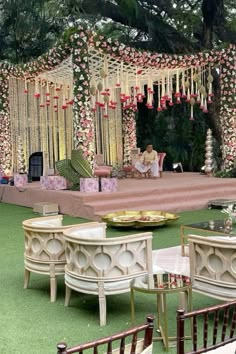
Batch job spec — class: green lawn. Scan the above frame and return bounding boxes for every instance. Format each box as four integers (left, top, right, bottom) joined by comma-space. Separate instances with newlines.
0, 203, 224, 353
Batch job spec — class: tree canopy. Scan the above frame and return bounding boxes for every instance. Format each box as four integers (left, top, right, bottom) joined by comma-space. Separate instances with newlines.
0, 0, 235, 63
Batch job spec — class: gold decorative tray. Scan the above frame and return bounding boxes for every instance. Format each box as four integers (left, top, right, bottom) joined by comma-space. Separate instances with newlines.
102, 210, 179, 228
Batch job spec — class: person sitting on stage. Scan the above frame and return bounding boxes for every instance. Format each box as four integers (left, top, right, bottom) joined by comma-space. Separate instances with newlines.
135, 144, 160, 178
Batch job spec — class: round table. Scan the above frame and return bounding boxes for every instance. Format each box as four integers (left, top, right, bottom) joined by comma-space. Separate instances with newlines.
130, 273, 192, 351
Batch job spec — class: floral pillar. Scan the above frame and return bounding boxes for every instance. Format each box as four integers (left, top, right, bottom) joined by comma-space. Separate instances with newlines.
0, 65, 11, 173
220, 45, 236, 170
123, 108, 137, 166
72, 28, 95, 167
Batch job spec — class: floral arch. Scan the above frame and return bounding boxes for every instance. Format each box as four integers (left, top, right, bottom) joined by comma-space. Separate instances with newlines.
0, 24, 235, 174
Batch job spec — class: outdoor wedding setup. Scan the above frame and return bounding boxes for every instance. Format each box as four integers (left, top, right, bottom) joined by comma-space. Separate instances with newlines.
1, 0, 236, 352
0, 25, 235, 220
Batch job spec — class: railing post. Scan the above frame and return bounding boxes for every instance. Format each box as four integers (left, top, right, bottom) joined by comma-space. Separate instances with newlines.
177, 309, 185, 354
57, 342, 67, 354
144, 315, 155, 348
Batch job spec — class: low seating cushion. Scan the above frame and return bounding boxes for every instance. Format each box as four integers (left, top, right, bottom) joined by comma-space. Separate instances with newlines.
94, 168, 111, 177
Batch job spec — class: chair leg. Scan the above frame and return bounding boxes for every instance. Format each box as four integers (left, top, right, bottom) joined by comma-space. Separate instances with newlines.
65, 286, 72, 307
24, 269, 31, 289
98, 282, 106, 326
49, 263, 57, 302
50, 275, 57, 302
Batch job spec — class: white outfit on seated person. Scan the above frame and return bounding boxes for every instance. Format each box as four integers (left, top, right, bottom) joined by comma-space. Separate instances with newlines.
135, 150, 160, 177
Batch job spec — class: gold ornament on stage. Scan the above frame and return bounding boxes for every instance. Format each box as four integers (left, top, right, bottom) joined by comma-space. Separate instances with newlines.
193, 72, 199, 82
97, 82, 103, 91
90, 85, 96, 95
100, 68, 107, 78
185, 80, 190, 89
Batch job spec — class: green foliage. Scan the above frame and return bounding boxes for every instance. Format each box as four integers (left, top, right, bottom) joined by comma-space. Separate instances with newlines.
214, 168, 236, 178
55, 159, 80, 189
71, 150, 93, 177
0, 0, 63, 63
136, 95, 215, 171
56, 150, 93, 190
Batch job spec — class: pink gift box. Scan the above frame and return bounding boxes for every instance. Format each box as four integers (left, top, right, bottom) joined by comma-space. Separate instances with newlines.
80, 178, 99, 192
101, 178, 118, 192
14, 174, 28, 187
40, 176, 67, 190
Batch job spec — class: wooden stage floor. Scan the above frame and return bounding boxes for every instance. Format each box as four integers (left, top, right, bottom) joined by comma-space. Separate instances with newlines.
1, 172, 236, 220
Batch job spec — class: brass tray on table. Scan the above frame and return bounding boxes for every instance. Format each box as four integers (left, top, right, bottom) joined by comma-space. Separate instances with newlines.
102, 210, 179, 228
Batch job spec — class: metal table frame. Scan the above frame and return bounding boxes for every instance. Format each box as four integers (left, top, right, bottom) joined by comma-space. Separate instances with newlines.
130, 280, 192, 351
180, 220, 230, 257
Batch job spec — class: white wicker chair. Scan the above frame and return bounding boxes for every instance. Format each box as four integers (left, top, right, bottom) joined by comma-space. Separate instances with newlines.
63, 227, 153, 326
188, 234, 236, 300
22, 215, 105, 302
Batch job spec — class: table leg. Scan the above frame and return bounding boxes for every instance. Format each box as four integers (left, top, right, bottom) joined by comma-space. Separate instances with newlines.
156, 293, 169, 351
180, 225, 185, 257
188, 288, 192, 312
130, 288, 135, 324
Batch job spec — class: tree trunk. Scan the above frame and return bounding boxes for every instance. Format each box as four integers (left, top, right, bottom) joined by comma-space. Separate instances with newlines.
201, 0, 223, 145
77, 0, 197, 53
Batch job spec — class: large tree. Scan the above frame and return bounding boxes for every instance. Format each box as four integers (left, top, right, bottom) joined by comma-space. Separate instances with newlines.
56, 0, 236, 52
0, 0, 62, 63
56, 0, 235, 147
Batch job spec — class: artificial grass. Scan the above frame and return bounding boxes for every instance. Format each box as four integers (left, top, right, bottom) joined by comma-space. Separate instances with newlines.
0, 203, 224, 353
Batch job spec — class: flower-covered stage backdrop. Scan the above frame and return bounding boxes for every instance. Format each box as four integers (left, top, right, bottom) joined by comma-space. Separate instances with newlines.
220, 45, 236, 170
0, 24, 235, 173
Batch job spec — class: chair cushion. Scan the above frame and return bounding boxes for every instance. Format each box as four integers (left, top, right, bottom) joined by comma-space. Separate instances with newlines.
65, 273, 133, 295
94, 169, 111, 177
30, 219, 62, 228
67, 225, 105, 239
123, 166, 133, 172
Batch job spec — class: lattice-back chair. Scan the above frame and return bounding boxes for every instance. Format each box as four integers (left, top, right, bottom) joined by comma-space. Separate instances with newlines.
177, 301, 236, 354
22, 215, 105, 302
188, 234, 236, 300
63, 228, 153, 326
57, 315, 154, 354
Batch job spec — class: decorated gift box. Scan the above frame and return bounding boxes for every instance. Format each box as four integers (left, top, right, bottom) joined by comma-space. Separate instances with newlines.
101, 178, 118, 192
14, 174, 28, 187
40, 176, 67, 190
80, 178, 99, 192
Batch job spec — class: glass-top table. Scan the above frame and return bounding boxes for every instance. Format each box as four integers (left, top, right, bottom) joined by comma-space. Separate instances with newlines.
180, 219, 236, 256
130, 273, 192, 351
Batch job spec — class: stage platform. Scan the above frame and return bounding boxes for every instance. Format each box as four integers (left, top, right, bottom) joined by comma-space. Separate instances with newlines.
1, 172, 236, 220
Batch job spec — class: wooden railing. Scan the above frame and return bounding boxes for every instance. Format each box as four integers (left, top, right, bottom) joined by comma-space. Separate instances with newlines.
57, 315, 154, 354
177, 301, 236, 354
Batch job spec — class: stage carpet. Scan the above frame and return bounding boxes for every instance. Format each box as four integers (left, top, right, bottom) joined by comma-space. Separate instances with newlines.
1, 172, 236, 220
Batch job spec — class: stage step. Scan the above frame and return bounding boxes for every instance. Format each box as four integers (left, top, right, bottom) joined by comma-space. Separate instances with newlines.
84, 187, 236, 216
1, 173, 236, 221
